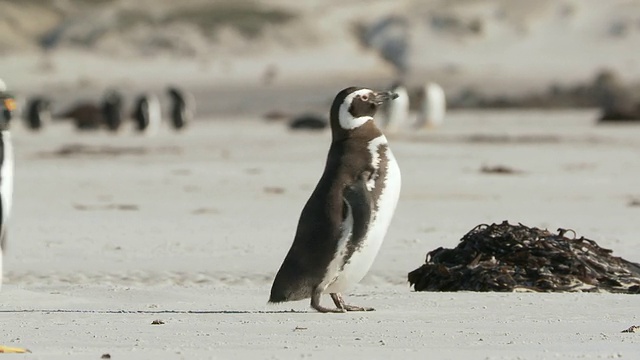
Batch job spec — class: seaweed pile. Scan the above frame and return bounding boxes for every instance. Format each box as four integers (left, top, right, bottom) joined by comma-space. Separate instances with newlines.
408, 221, 640, 293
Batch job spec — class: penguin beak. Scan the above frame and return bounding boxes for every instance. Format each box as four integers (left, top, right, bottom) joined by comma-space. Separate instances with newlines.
3, 98, 16, 112
372, 91, 399, 106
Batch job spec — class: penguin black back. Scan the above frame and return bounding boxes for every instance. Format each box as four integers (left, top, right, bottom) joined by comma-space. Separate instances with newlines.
25, 97, 51, 131
167, 87, 192, 130
132, 95, 151, 131
101, 89, 124, 132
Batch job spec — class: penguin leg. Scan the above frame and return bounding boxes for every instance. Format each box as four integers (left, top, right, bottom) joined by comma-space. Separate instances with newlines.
0, 345, 30, 353
330, 293, 375, 312
310, 288, 345, 313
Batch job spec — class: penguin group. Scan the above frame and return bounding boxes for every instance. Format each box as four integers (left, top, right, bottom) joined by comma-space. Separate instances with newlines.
378, 80, 447, 131
22, 86, 194, 134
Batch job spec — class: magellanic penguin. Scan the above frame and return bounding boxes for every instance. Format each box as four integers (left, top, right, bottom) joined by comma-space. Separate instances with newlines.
0, 83, 26, 354
132, 93, 162, 135
417, 82, 446, 128
101, 89, 124, 132
269, 87, 402, 313
379, 81, 410, 131
0, 85, 15, 292
167, 86, 194, 130
24, 96, 52, 131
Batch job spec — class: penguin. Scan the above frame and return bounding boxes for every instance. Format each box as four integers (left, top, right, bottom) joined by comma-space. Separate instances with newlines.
379, 81, 410, 131
0, 81, 27, 354
101, 89, 124, 132
24, 96, 52, 131
269, 87, 402, 313
167, 86, 194, 130
132, 93, 162, 135
0, 83, 15, 292
417, 82, 446, 128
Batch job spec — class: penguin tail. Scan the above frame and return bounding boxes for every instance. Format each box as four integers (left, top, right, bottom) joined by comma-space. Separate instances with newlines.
268, 277, 292, 304
268, 271, 310, 304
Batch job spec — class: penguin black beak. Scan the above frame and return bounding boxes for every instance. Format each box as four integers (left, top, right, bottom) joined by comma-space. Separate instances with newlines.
372, 91, 399, 106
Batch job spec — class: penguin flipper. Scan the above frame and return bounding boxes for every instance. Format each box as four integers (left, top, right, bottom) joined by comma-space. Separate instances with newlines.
342, 170, 374, 254
0, 230, 5, 252
269, 170, 374, 304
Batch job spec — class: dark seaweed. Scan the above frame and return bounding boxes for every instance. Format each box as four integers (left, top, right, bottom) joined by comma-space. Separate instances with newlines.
408, 221, 640, 293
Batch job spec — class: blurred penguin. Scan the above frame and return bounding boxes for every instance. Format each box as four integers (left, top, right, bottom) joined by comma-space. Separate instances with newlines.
0, 83, 26, 354
380, 81, 409, 131
24, 96, 52, 131
132, 93, 162, 136
417, 82, 446, 128
167, 86, 194, 130
0, 79, 15, 293
101, 89, 124, 132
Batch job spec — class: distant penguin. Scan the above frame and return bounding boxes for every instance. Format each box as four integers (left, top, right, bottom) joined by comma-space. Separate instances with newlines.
0, 82, 31, 353
0, 82, 15, 292
101, 89, 124, 132
380, 81, 410, 131
132, 93, 162, 135
270, 87, 402, 313
167, 86, 194, 130
24, 96, 52, 131
417, 82, 446, 128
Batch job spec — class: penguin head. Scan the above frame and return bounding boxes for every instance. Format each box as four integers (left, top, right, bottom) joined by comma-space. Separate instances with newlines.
167, 87, 183, 102
0, 78, 14, 130
102, 89, 123, 107
0, 96, 16, 131
330, 87, 397, 137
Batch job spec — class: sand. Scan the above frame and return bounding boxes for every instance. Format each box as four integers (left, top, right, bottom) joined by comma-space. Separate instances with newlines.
0, 109, 639, 358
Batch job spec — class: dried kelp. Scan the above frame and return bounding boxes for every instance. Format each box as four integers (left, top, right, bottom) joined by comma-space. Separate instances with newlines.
408, 221, 640, 293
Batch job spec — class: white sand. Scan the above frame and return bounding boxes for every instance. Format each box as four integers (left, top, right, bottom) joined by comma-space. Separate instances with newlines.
1, 110, 640, 358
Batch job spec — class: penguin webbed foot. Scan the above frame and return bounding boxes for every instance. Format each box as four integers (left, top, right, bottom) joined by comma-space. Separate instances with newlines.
311, 290, 346, 313
331, 293, 375, 312
0, 345, 30, 353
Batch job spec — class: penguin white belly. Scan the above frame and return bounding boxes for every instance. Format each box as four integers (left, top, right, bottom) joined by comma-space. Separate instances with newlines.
422, 83, 446, 128
146, 95, 162, 136
324, 147, 401, 294
0, 244, 3, 290
1, 131, 13, 234
0, 131, 13, 291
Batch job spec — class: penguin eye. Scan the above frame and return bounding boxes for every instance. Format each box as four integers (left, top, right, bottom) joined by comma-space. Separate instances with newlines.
360, 94, 369, 102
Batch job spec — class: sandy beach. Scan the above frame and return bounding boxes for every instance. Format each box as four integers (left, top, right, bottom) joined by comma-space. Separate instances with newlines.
0, 108, 639, 359
2, 0, 640, 358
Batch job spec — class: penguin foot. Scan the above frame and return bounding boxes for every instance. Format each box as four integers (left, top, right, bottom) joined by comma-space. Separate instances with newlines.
343, 304, 375, 312
311, 289, 346, 313
0, 345, 30, 353
331, 293, 375, 312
